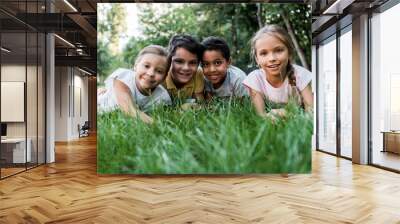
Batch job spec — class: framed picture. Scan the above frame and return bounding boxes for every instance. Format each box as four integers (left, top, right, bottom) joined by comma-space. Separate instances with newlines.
97, 2, 312, 174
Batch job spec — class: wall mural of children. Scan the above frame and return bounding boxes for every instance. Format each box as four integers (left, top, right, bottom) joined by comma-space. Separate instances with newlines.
97, 3, 313, 174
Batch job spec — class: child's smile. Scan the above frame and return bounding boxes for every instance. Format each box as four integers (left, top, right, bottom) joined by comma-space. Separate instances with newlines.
255, 34, 289, 77
135, 54, 167, 94
202, 50, 230, 88
171, 48, 199, 85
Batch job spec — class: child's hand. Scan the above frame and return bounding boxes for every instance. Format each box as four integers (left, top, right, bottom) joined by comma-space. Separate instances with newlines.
263, 113, 278, 123
260, 109, 286, 123
181, 103, 201, 111
97, 87, 107, 95
270, 108, 286, 117
139, 113, 153, 124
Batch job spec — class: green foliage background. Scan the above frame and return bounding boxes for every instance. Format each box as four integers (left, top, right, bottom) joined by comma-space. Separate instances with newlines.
97, 3, 311, 83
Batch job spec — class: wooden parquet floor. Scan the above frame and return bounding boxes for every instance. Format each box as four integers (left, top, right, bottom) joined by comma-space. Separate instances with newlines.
0, 135, 400, 224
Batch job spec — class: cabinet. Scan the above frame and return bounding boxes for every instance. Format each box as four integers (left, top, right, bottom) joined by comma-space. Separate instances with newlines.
382, 131, 400, 154
0, 138, 31, 164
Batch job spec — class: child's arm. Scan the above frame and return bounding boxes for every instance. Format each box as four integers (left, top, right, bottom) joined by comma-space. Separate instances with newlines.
248, 88, 268, 117
97, 87, 107, 95
194, 69, 205, 102
113, 79, 153, 124
194, 92, 205, 102
300, 83, 313, 113
204, 91, 213, 101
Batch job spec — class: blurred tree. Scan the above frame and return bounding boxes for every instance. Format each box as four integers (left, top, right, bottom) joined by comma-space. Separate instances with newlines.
262, 3, 311, 70
107, 3, 127, 55
122, 37, 149, 67
193, 3, 259, 72
97, 3, 128, 82
97, 40, 127, 84
98, 3, 312, 81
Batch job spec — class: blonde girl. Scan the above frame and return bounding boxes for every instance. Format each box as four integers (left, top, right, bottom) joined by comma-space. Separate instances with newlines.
97, 45, 171, 124
242, 24, 313, 118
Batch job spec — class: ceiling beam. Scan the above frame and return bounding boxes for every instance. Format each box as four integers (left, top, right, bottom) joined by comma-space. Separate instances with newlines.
55, 55, 96, 72
66, 13, 97, 47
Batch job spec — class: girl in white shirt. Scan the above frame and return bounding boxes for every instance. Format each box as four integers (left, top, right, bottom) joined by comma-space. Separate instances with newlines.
243, 25, 313, 119
98, 45, 171, 124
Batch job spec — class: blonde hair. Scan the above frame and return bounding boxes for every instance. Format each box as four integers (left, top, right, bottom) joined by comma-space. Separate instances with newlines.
133, 45, 170, 74
250, 25, 296, 84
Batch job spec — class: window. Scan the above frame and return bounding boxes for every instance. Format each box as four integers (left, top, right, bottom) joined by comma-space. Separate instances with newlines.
370, 2, 400, 171
317, 35, 337, 154
339, 27, 352, 158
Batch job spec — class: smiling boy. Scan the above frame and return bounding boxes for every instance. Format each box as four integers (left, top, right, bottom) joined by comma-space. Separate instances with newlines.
201, 37, 248, 99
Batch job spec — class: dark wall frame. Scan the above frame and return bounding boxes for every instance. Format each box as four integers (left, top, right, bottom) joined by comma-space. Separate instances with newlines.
336, 22, 341, 159
315, 44, 319, 151
315, 32, 338, 157
0, 19, 2, 179
0, 0, 47, 180
314, 20, 353, 162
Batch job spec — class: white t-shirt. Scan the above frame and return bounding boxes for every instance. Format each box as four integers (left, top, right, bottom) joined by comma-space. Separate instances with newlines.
242, 64, 312, 104
98, 68, 171, 113
204, 65, 248, 97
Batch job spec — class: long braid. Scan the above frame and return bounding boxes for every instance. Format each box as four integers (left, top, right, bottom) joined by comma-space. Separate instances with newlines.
287, 63, 295, 86
286, 63, 304, 108
250, 25, 305, 109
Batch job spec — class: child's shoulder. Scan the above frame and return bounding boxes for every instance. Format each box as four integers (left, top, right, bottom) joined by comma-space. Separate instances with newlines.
108, 68, 134, 80
293, 64, 311, 77
154, 84, 171, 98
247, 68, 263, 78
228, 65, 246, 78
104, 68, 134, 87
292, 64, 312, 90
243, 68, 263, 85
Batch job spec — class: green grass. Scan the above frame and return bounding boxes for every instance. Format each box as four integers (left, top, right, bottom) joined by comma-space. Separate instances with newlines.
97, 98, 313, 174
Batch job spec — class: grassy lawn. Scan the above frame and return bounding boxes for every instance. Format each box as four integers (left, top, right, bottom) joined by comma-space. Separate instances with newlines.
97, 99, 313, 174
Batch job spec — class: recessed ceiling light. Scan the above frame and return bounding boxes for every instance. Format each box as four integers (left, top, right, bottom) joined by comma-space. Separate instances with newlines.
322, 0, 354, 15
54, 34, 75, 48
63, 0, 78, 12
1, 47, 11, 53
78, 67, 92, 76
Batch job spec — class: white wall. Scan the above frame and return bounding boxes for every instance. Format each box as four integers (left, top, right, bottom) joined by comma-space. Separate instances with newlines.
1, 65, 35, 138
55, 66, 89, 141
1, 63, 46, 164
46, 33, 55, 163
55, 66, 69, 141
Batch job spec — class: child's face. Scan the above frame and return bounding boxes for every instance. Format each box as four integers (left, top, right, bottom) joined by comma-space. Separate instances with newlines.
134, 53, 168, 91
255, 34, 289, 78
170, 47, 199, 85
202, 50, 230, 86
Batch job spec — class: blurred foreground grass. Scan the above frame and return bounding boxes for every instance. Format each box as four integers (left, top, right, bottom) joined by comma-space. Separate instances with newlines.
97, 98, 312, 174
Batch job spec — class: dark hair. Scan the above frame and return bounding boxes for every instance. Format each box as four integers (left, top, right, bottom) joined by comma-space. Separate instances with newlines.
201, 36, 230, 61
167, 34, 204, 64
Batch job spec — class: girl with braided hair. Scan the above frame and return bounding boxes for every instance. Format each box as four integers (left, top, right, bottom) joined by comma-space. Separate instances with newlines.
243, 24, 313, 119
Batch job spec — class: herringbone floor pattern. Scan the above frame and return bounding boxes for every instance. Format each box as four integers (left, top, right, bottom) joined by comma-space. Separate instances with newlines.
1, 135, 400, 223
